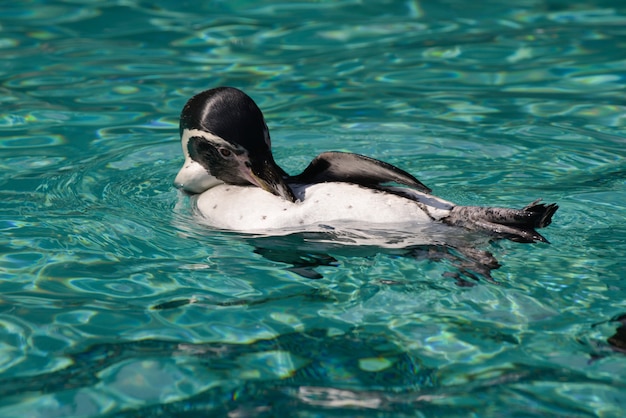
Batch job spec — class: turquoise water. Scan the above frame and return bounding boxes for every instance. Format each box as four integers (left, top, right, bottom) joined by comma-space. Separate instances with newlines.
2, 0, 626, 416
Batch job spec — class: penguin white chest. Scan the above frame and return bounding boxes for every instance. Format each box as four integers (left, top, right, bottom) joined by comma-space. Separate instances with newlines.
192, 182, 438, 232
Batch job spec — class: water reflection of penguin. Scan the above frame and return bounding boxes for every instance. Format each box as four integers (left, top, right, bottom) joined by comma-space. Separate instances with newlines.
248, 231, 501, 285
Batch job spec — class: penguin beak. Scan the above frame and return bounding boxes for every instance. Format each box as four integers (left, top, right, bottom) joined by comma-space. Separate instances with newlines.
241, 156, 296, 202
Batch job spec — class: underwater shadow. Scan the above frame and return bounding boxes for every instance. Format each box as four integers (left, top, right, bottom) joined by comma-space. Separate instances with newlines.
245, 224, 510, 286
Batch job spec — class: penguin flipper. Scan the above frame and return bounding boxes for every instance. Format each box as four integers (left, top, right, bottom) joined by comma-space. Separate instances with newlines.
291, 151, 431, 193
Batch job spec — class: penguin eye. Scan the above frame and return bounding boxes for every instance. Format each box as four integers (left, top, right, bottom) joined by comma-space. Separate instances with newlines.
218, 148, 232, 158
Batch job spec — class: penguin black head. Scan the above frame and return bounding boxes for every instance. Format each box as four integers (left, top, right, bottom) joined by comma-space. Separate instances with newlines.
174, 87, 295, 202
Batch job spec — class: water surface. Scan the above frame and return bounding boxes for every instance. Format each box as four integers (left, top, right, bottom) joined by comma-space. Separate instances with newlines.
1, 0, 626, 416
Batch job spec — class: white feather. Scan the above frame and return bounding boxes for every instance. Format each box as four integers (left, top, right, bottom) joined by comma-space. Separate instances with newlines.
191, 182, 454, 233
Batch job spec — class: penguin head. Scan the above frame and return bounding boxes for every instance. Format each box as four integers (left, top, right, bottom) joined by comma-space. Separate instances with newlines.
174, 87, 295, 202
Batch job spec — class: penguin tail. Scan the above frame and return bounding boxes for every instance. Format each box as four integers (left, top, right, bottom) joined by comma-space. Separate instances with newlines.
445, 199, 559, 243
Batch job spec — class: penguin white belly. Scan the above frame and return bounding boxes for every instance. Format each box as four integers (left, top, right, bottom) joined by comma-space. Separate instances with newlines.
192, 182, 451, 232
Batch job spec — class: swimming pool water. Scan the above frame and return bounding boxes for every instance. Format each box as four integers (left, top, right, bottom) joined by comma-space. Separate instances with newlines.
2, 0, 626, 416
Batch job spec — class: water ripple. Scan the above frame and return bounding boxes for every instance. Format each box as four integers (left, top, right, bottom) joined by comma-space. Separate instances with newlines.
1, 0, 626, 416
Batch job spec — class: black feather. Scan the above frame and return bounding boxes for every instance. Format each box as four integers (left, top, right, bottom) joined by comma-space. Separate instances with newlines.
290, 151, 431, 193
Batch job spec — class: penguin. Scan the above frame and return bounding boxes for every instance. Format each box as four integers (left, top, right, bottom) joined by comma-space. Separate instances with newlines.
174, 87, 558, 243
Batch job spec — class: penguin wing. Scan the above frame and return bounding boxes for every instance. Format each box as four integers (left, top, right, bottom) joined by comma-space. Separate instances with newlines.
291, 151, 431, 193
